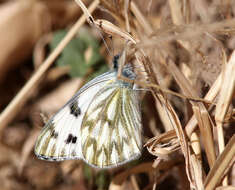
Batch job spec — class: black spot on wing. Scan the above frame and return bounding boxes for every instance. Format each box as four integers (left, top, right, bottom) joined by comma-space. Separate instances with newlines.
65, 134, 77, 144
72, 136, 77, 144
65, 134, 73, 144
69, 100, 81, 117
51, 130, 58, 139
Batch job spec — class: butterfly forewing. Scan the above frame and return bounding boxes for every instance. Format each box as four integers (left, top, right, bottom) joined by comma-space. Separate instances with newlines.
81, 83, 142, 168
35, 60, 143, 168
35, 71, 116, 161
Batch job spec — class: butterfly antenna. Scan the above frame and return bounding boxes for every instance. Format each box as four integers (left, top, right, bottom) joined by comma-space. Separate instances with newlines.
109, 35, 115, 58
95, 26, 112, 57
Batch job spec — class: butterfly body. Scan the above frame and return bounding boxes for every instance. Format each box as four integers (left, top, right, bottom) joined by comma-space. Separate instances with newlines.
35, 56, 142, 168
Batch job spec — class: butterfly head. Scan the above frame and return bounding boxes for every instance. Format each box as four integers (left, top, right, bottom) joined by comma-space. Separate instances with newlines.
112, 54, 136, 80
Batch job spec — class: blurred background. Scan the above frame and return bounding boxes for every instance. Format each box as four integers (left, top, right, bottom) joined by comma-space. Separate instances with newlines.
0, 0, 234, 190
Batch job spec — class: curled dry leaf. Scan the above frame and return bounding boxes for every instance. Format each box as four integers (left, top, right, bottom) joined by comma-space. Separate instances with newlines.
145, 130, 180, 158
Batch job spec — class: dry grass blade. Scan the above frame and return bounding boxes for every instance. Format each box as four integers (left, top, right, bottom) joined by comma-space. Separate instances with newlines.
216, 187, 235, 190
205, 135, 235, 190
75, 0, 136, 44
109, 160, 181, 190
130, 1, 153, 35
184, 69, 223, 137
139, 19, 235, 48
145, 130, 180, 157
168, 0, 191, 50
133, 51, 199, 187
0, 0, 99, 131
164, 102, 196, 188
166, 58, 216, 168
214, 50, 235, 185
109, 162, 154, 190
215, 51, 235, 152
94, 19, 136, 44
190, 154, 204, 190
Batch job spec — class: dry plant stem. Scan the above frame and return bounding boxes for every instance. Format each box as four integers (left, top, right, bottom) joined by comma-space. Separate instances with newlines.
215, 51, 235, 152
0, 0, 99, 131
205, 135, 235, 190
148, 68, 223, 155
110, 160, 180, 188
163, 99, 194, 187
169, 0, 200, 163
130, 175, 140, 190
110, 162, 155, 189
33, 33, 53, 69
76, 0, 136, 43
215, 50, 235, 185
185, 71, 222, 137
135, 52, 195, 187
119, 75, 212, 104
169, 0, 185, 25
166, 59, 216, 168
155, 100, 175, 131
190, 154, 204, 190
124, 0, 131, 33
94, 19, 136, 44
139, 18, 235, 48
130, 1, 153, 36
190, 132, 201, 161
74, 0, 95, 25
144, 68, 222, 142
216, 187, 235, 190
191, 0, 212, 23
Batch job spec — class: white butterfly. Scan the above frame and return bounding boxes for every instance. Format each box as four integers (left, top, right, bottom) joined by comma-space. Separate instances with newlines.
34, 54, 142, 168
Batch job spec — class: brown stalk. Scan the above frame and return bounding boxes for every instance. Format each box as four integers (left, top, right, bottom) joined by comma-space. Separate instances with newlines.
134, 51, 198, 187
205, 135, 235, 190
139, 18, 235, 48
130, 1, 153, 36
215, 51, 235, 153
0, 0, 99, 131
214, 50, 235, 185
166, 59, 216, 168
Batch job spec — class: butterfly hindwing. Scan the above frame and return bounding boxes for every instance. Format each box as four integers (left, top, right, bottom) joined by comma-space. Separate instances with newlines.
81, 83, 142, 168
35, 61, 143, 168
35, 71, 116, 161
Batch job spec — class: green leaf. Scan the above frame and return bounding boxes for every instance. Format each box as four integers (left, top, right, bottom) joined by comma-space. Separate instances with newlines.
83, 164, 93, 181
95, 170, 110, 190
49, 29, 107, 78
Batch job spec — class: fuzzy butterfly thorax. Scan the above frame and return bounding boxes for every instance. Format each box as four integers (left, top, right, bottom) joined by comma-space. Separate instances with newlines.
35, 54, 142, 168
112, 54, 136, 81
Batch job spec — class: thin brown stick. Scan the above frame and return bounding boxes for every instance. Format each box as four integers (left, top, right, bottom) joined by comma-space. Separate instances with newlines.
130, 1, 153, 36
205, 135, 235, 190
0, 0, 99, 131
215, 50, 235, 186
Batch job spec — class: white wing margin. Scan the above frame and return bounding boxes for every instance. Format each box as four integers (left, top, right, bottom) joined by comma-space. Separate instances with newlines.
34, 71, 116, 161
